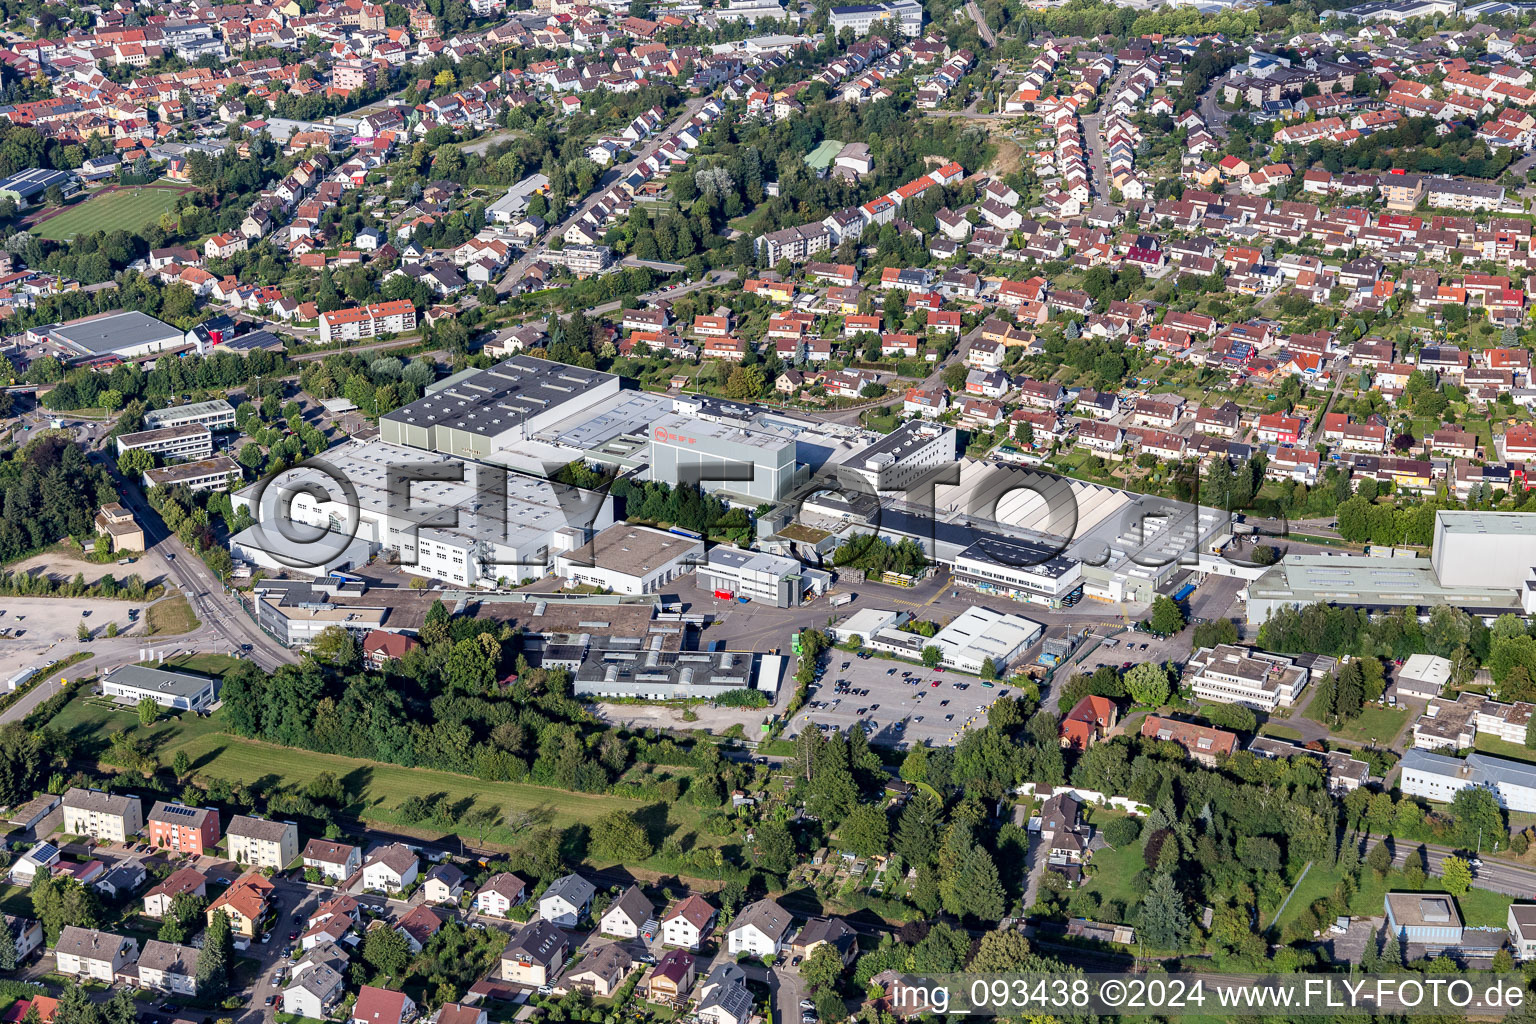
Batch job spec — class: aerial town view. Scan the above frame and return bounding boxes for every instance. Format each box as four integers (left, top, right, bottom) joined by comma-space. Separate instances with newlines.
15, 0, 1536, 1017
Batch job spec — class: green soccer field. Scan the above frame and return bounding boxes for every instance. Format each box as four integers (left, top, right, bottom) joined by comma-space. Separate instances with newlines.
34, 186, 189, 241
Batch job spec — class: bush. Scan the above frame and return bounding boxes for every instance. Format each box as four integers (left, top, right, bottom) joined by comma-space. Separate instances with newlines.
1103, 817, 1141, 848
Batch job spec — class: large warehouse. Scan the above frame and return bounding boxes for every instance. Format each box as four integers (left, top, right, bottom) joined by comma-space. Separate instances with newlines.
381, 356, 620, 465
1431, 510, 1536, 591
231, 436, 615, 587
649, 413, 803, 505
29, 311, 186, 361
554, 524, 704, 595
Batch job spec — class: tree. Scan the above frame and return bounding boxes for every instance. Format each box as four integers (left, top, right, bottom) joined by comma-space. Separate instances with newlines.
591, 810, 652, 862
1124, 662, 1171, 707
753, 820, 795, 875
921, 646, 941, 668
1451, 786, 1505, 853
979, 657, 998, 681
840, 804, 889, 857
944, 844, 1006, 922
968, 929, 1033, 973
1148, 596, 1186, 636
1138, 872, 1189, 950
799, 943, 845, 992
724, 364, 766, 400
137, 697, 157, 727
0, 915, 15, 971
196, 908, 231, 992
1440, 854, 1472, 896
1366, 840, 1392, 878
361, 920, 411, 979
172, 750, 191, 778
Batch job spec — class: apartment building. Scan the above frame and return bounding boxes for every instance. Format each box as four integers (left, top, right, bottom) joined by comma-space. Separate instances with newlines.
226, 816, 299, 870
318, 300, 418, 344
62, 788, 143, 843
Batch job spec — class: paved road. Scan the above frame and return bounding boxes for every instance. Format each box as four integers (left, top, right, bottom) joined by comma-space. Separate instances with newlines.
1197, 77, 1233, 138
586, 269, 737, 317
101, 456, 294, 673
460, 129, 525, 156
1366, 835, 1536, 898
495, 97, 709, 296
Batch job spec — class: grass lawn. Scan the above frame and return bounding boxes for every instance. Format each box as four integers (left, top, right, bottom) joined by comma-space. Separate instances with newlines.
35, 186, 187, 241
1259, 722, 1304, 741
1079, 837, 1146, 922
46, 692, 724, 856
146, 594, 200, 635
145, 653, 243, 677
1301, 703, 1410, 745
1475, 732, 1536, 764
1272, 861, 1512, 933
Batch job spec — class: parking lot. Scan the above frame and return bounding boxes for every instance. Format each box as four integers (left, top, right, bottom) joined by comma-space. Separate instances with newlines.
783, 651, 1019, 748
0, 595, 152, 683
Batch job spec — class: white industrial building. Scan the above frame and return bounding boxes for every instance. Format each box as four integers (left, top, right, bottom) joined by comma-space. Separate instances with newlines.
1184, 644, 1309, 711
116, 424, 214, 462
554, 524, 704, 595
928, 606, 1043, 675
231, 436, 614, 587
101, 664, 219, 711
828, 0, 922, 35
649, 413, 803, 505
697, 545, 830, 607
836, 421, 958, 494
381, 356, 621, 466
951, 536, 1084, 608
143, 400, 236, 432
1400, 748, 1536, 812
1434, 510, 1536, 595
28, 311, 186, 360
486, 173, 551, 224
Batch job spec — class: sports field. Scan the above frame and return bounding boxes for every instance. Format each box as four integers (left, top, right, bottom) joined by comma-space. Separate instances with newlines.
804, 139, 844, 170
34, 185, 189, 241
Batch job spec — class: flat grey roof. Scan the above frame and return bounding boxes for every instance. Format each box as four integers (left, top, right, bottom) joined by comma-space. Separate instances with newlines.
955, 537, 1079, 580
562, 524, 702, 577
382, 355, 616, 438
1436, 510, 1536, 536
144, 399, 235, 429
1249, 553, 1517, 607
105, 664, 218, 699
37, 311, 183, 355
847, 421, 954, 470
653, 412, 798, 453
143, 457, 242, 487
118, 423, 212, 447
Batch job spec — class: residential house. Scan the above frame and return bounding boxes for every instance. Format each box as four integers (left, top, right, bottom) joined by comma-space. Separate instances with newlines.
661, 895, 716, 950
53, 927, 137, 982
472, 873, 527, 918
500, 920, 569, 986
361, 844, 419, 893
421, 865, 463, 905
538, 874, 596, 927
352, 986, 416, 1024
301, 840, 361, 883
208, 871, 274, 939
62, 789, 142, 843
599, 885, 655, 940
726, 898, 792, 958
136, 940, 199, 996
567, 942, 634, 998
